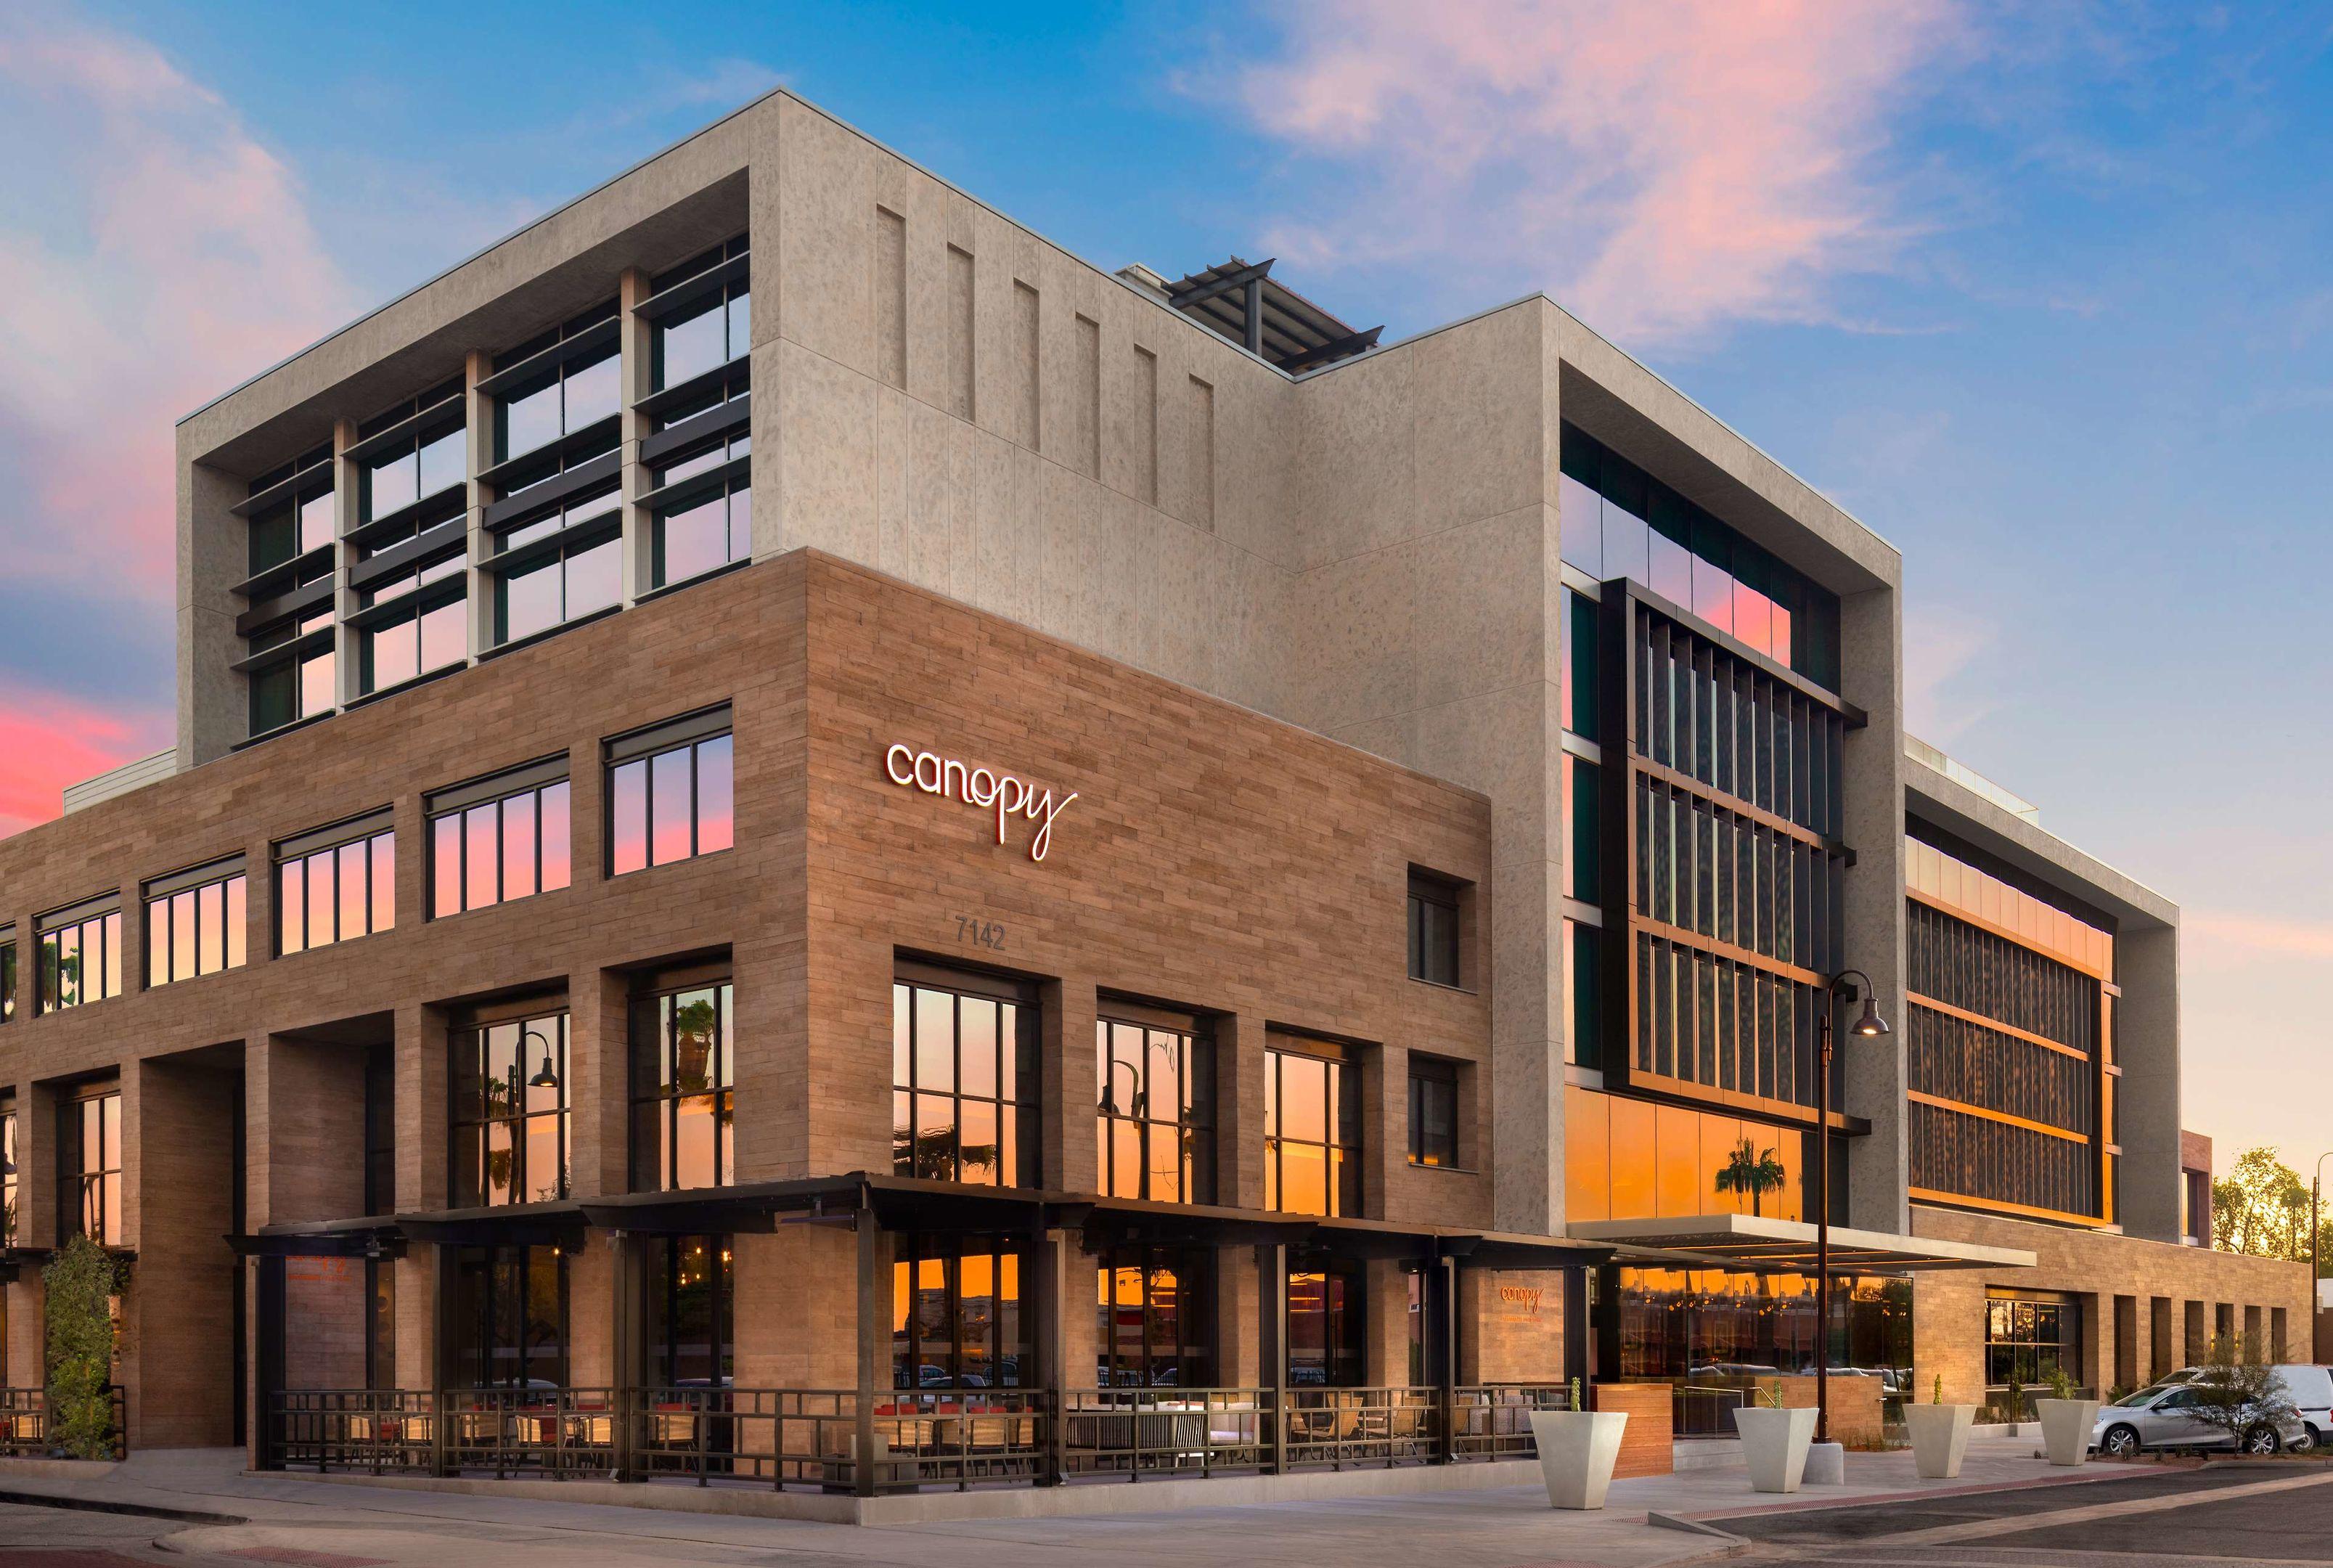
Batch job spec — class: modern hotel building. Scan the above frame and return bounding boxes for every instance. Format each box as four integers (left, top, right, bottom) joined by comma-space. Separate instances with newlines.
0, 88, 2303, 1500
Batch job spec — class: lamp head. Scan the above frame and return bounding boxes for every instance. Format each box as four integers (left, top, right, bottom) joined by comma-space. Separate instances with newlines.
1850, 996, 1891, 1038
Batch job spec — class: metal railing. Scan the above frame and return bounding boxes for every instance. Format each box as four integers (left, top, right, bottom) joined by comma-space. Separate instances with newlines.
0, 1387, 126, 1460
267, 1382, 1584, 1490
1448, 1384, 1572, 1460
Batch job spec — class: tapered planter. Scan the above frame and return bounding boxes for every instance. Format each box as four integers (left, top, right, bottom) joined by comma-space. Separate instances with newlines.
1732, 1404, 1818, 1493
1528, 1410, 1629, 1510
2036, 1397, 2100, 1467
1905, 1403, 1977, 1479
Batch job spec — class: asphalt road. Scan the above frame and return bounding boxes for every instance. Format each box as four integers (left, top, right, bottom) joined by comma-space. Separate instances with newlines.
1706, 1459, 2333, 1565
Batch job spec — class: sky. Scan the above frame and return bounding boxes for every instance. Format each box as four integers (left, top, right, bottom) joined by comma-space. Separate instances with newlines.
1, 1, 2328, 1178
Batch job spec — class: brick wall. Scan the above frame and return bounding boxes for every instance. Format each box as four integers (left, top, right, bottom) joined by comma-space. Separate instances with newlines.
1911, 1204, 2310, 1406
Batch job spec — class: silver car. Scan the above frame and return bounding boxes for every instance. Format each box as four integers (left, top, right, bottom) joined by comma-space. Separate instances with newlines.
2091, 1383, 2311, 1456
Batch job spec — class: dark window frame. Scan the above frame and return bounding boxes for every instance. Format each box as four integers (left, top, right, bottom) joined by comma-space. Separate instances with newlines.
891, 965, 1041, 1189
630, 978, 736, 1193
1263, 1037, 1363, 1217
605, 707, 735, 876
62, 1085, 123, 1246
274, 812, 396, 956
144, 857, 248, 989
449, 1005, 571, 1209
1095, 1010, 1216, 1205
36, 896, 123, 1014
427, 758, 573, 920
1405, 868, 1464, 988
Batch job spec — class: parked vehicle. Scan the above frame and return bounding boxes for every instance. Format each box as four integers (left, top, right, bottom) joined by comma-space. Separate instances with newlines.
2089, 1383, 2311, 1456
2151, 1364, 2333, 1447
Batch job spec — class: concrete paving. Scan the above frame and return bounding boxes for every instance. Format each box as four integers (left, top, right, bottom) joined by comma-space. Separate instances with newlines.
0, 1432, 2167, 1568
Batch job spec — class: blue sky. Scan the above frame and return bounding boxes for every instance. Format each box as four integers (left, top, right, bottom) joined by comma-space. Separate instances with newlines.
4, 0, 2330, 1173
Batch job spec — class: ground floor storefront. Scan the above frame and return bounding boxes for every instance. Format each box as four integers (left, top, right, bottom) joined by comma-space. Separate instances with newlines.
244, 1176, 1598, 1494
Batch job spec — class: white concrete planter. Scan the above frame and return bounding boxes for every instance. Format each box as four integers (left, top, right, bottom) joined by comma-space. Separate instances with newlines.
2036, 1397, 2099, 1466
1731, 1404, 1818, 1493
1528, 1409, 1629, 1510
1905, 1403, 1976, 1479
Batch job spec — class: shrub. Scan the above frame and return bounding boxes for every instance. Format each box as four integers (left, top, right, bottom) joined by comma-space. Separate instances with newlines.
43, 1236, 120, 1461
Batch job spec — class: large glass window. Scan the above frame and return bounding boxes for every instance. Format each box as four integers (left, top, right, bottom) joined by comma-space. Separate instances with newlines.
645, 1236, 734, 1388
248, 608, 337, 735
1263, 1041, 1361, 1217
1563, 1085, 1830, 1226
276, 813, 395, 955
428, 761, 572, 918
1407, 1055, 1459, 1167
361, 420, 465, 523
494, 303, 621, 466
144, 859, 247, 988
452, 1010, 569, 1208
245, 445, 335, 579
1406, 870, 1461, 987
1095, 1014, 1214, 1204
1097, 1246, 1213, 1388
607, 707, 735, 875
492, 491, 621, 647
37, 899, 122, 1013
0, 931, 12, 1023
633, 981, 735, 1191
1559, 422, 1838, 687
891, 1233, 1026, 1389
66, 1090, 122, 1246
1, 1104, 17, 1243
448, 1245, 566, 1389
356, 553, 466, 695
649, 237, 751, 392
1564, 918, 1603, 1069
653, 462, 751, 587
893, 971, 1039, 1187
1287, 1260, 1365, 1387
1985, 1291, 2082, 1395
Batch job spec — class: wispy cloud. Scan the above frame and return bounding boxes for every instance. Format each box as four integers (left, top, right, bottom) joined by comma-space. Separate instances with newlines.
0, 2, 356, 836
1903, 599, 1998, 746
0, 2, 354, 600
1207, 0, 1969, 348
2186, 910, 2333, 963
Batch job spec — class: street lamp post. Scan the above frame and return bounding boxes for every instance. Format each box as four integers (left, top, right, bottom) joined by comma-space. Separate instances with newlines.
2313, 1153, 2332, 1354
1814, 969, 1890, 1447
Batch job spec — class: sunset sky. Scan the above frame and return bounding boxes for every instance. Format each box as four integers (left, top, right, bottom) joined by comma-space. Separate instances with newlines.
3, 1, 2329, 1175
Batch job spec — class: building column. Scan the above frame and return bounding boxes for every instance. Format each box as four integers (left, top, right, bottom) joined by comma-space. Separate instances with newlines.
393, 1004, 449, 1389
125, 1054, 241, 1448
1838, 581, 1908, 1234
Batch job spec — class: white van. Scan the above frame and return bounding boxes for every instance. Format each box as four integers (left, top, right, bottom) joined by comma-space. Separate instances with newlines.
2156, 1363, 2333, 1447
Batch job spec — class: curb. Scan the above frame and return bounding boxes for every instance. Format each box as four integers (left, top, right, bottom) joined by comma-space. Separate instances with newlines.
0, 1487, 246, 1525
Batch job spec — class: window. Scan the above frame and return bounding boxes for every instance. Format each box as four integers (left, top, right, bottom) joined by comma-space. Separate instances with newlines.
491, 490, 621, 646
1095, 1013, 1214, 1204
493, 303, 621, 465
276, 812, 395, 955
1407, 1055, 1459, 1167
1288, 1260, 1365, 1387
427, 759, 571, 918
892, 968, 1039, 1188
1563, 918, 1602, 1069
356, 552, 466, 695
448, 1245, 565, 1390
144, 857, 247, 988
652, 451, 751, 587
891, 1233, 1026, 1389
1985, 1291, 2082, 1394
359, 412, 465, 523
65, 1090, 122, 1246
0, 927, 15, 1023
1558, 422, 1839, 688
1, 1103, 16, 1242
632, 981, 735, 1191
1264, 1040, 1362, 1217
1562, 754, 1600, 900
649, 236, 750, 392
607, 706, 735, 875
646, 1236, 733, 1388
38, 897, 122, 1013
248, 608, 337, 735
1097, 1246, 1213, 1388
245, 445, 335, 578
451, 1008, 569, 1207
1406, 870, 1462, 986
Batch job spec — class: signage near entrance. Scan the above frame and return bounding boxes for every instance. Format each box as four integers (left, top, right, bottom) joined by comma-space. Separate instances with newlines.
884, 743, 1078, 862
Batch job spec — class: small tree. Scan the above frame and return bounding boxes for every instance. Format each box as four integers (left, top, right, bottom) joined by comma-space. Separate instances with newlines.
43, 1236, 120, 1460
1714, 1138, 1789, 1218
2188, 1334, 2295, 1450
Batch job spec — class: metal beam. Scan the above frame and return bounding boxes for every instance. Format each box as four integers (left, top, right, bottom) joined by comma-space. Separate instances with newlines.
1275, 324, 1384, 372
1167, 258, 1274, 311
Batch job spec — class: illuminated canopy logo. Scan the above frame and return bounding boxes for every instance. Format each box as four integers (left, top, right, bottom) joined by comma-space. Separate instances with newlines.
884, 743, 1078, 862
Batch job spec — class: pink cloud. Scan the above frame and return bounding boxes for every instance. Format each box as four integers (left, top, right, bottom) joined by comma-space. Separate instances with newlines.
0, 690, 172, 840
1221, 0, 1966, 346
0, 4, 353, 603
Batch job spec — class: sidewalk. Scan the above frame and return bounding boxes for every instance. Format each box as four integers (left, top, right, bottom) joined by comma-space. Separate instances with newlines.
12, 1431, 2133, 1568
